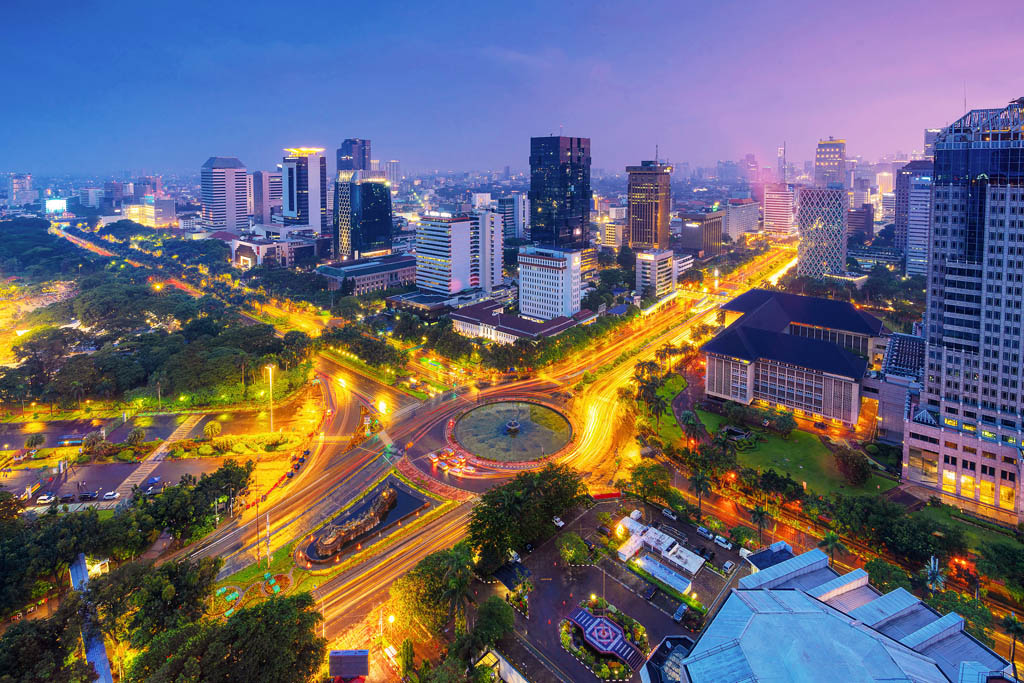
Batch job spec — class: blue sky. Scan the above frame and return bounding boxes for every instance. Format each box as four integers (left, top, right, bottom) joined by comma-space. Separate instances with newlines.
3, 0, 1023, 175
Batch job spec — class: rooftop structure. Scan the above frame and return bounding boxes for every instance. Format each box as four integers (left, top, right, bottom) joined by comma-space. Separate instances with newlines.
667, 547, 1014, 683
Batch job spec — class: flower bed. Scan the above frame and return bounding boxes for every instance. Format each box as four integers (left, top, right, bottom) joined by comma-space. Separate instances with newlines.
559, 620, 631, 681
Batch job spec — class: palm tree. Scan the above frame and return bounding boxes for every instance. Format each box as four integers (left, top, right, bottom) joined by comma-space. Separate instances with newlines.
924, 556, 946, 597
817, 531, 847, 566
712, 430, 738, 463
1002, 613, 1024, 681
690, 470, 712, 521
202, 420, 222, 440
634, 360, 661, 380
679, 410, 702, 445
749, 505, 771, 546
655, 344, 674, 369
438, 542, 474, 629
649, 395, 670, 430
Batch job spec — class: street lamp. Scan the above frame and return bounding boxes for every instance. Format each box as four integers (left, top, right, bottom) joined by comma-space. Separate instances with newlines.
265, 365, 275, 432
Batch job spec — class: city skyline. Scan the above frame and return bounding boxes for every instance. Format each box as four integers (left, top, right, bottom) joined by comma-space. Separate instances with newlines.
3, 0, 1023, 175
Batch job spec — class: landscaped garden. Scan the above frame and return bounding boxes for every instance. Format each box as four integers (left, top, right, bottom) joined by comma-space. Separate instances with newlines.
559, 597, 649, 680
696, 410, 896, 497
166, 432, 304, 459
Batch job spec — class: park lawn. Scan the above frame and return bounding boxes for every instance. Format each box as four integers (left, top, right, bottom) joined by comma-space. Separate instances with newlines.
912, 503, 1016, 552
647, 375, 689, 445
698, 410, 895, 497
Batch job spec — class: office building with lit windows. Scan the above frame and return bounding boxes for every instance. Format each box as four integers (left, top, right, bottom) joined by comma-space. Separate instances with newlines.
635, 249, 676, 300
282, 148, 328, 234
905, 174, 932, 277
528, 136, 591, 248
201, 157, 249, 233
762, 184, 796, 237
902, 99, 1024, 525
796, 186, 847, 278
337, 138, 370, 172
414, 211, 503, 296
518, 245, 582, 321
627, 160, 672, 250
679, 209, 724, 258
894, 160, 933, 259
333, 171, 393, 260
252, 170, 282, 225
814, 137, 847, 188
702, 289, 886, 427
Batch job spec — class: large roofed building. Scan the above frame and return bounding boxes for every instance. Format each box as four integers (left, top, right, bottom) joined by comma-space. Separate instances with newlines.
645, 546, 1015, 683
702, 289, 887, 426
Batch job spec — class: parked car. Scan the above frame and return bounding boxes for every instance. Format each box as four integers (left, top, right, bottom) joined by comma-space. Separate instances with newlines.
722, 560, 736, 574
714, 535, 733, 550
59, 494, 75, 504
695, 526, 714, 540
552, 516, 565, 528
463, 465, 476, 473
36, 493, 55, 505
814, 421, 827, 429
583, 539, 595, 552
661, 508, 678, 521
597, 524, 613, 537
78, 491, 97, 502
428, 452, 439, 463
103, 491, 120, 501
439, 461, 450, 471
641, 583, 657, 601
673, 603, 689, 624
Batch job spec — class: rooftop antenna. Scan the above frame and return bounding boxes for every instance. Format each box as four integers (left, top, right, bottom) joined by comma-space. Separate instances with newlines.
655, 144, 659, 164
559, 123, 563, 136
963, 81, 967, 114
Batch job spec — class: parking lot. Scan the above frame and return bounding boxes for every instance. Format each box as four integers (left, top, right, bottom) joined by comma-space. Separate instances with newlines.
500, 498, 748, 681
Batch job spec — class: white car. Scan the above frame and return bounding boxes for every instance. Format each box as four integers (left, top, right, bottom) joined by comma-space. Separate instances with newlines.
553, 516, 565, 528
35, 494, 55, 505
722, 560, 736, 574
661, 508, 678, 521
103, 491, 120, 500
714, 535, 733, 550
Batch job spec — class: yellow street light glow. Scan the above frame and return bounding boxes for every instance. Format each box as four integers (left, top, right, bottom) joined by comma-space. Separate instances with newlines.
387, 614, 395, 624
377, 400, 387, 414
590, 593, 597, 601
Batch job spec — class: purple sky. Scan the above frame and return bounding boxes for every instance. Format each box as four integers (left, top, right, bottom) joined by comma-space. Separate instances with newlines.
3, 0, 1023, 175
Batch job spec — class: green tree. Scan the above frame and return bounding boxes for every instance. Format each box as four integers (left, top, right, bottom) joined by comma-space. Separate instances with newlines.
390, 543, 474, 634
749, 505, 771, 545
729, 525, 754, 547
0, 592, 94, 683
126, 592, 325, 682
926, 590, 994, 647
834, 447, 872, 486
124, 427, 145, 447
558, 532, 590, 566
1002, 614, 1024, 681
817, 530, 847, 566
628, 461, 671, 504
774, 412, 796, 438
690, 470, 712, 521
923, 555, 946, 597
202, 420, 222, 441
399, 638, 416, 676
863, 558, 912, 593
472, 595, 514, 650
679, 410, 702, 445
24, 433, 44, 449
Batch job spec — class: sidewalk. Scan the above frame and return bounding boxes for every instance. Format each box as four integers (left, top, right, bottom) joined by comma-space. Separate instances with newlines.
114, 414, 203, 497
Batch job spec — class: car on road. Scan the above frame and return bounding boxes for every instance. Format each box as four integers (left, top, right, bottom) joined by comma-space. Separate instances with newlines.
78, 492, 97, 502
814, 421, 827, 429
103, 491, 120, 500
59, 494, 75, 504
35, 493, 55, 505
662, 508, 678, 521
722, 560, 736, 574
450, 466, 462, 476
428, 452, 439, 463
714, 535, 733, 550
641, 583, 657, 601
439, 461, 450, 472
291, 462, 301, 471
695, 526, 714, 540
673, 603, 689, 624
463, 465, 476, 474
552, 516, 565, 528
145, 477, 161, 487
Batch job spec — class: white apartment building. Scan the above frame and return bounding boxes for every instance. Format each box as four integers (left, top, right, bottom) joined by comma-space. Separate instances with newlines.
723, 198, 759, 238
518, 245, 581, 321
201, 157, 249, 233
415, 211, 504, 295
636, 250, 676, 299
763, 185, 796, 237
473, 210, 504, 293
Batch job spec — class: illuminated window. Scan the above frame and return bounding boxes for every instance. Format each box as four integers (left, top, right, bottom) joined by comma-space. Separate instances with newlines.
980, 480, 996, 505
1000, 485, 1015, 510
960, 475, 976, 499
944, 417, 959, 427
942, 469, 957, 493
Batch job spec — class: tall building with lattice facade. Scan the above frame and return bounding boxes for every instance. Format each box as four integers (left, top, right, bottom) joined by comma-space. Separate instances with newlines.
626, 160, 671, 250
796, 186, 847, 278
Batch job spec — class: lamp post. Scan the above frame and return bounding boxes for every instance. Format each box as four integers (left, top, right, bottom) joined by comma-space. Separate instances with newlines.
265, 365, 275, 432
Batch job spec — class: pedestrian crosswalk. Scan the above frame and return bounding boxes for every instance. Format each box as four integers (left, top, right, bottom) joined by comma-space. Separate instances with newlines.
115, 414, 203, 496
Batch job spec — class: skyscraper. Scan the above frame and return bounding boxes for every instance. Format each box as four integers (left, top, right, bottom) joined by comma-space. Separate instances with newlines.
333, 171, 393, 261
528, 136, 591, 248
252, 170, 282, 225
923, 128, 942, 159
679, 209, 724, 258
894, 160, 933, 256
796, 185, 847, 278
472, 210, 504, 293
875, 170, 894, 195
904, 173, 932, 276
814, 137, 847, 188
776, 143, 787, 183
763, 184, 796, 237
200, 157, 249, 233
416, 213, 472, 295
282, 148, 327, 233
337, 139, 371, 172
626, 160, 672, 250
497, 193, 529, 240
903, 99, 1024, 525
384, 160, 401, 187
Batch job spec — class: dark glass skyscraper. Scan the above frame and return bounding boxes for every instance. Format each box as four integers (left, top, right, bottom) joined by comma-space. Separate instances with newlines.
337, 139, 371, 172
333, 172, 392, 260
528, 136, 591, 248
